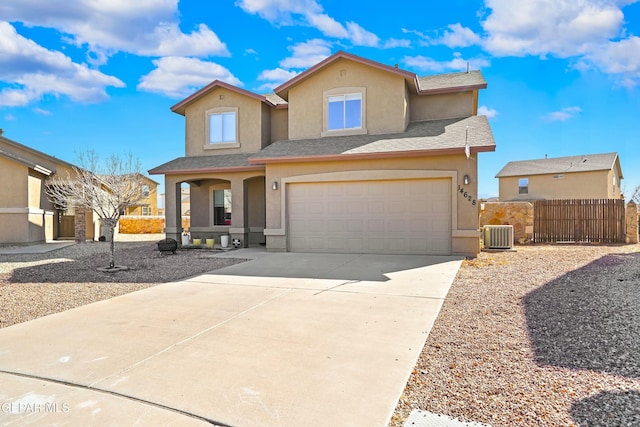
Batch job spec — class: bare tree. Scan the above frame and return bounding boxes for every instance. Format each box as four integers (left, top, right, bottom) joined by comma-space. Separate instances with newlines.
46, 150, 145, 270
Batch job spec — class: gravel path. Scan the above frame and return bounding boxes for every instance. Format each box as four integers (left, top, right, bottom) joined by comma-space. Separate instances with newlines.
391, 244, 640, 427
0, 240, 247, 329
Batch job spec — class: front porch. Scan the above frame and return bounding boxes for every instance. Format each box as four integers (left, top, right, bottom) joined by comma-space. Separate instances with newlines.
163, 173, 266, 248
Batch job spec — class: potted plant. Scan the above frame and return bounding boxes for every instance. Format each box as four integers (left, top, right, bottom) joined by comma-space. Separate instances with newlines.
206, 237, 215, 248
192, 236, 202, 246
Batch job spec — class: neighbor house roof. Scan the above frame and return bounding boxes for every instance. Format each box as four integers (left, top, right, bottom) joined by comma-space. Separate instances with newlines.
148, 153, 263, 175
248, 116, 495, 164
495, 152, 622, 178
0, 133, 76, 175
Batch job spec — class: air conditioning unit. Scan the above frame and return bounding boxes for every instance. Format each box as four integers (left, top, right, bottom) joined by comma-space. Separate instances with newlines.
483, 225, 514, 249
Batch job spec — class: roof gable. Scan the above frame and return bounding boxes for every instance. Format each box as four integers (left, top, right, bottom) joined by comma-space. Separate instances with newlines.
274, 51, 417, 99
171, 80, 275, 116
496, 152, 622, 178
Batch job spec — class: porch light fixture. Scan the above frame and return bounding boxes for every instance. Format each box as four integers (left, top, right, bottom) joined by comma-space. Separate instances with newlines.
463, 174, 470, 185
272, 181, 278, 190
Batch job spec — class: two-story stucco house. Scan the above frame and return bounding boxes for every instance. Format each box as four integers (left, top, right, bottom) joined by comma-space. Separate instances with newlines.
496, 152, 623, 202
150, 52, 496, 256
123, 174, 160, 216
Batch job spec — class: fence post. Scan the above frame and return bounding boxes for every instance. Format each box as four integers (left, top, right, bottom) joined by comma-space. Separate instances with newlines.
626, 201, 638, 244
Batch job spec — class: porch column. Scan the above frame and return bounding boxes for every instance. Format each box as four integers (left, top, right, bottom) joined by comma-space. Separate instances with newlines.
229, 177, 248, 248
164, 178, 182, 243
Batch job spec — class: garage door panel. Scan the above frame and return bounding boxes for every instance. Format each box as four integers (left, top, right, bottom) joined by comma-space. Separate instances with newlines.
288, 179, 451, 254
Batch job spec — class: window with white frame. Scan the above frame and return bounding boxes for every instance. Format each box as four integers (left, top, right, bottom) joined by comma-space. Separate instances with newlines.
141, 185, 150, 197
206, 107, 238, 147
518, 178, 529, 195
142, 206, 151, 216
323, 88, 366, 136
328, 93, 362, 130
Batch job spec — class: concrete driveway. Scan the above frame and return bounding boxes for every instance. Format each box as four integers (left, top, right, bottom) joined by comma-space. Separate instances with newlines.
0, 249, 462, 426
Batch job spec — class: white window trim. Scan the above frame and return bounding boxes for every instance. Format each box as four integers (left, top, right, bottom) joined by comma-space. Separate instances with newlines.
204, 107, 240, 150
321, 87, 367, 137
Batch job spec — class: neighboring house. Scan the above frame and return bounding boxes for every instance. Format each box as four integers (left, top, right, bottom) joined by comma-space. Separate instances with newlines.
0, 131, 95, 245
150, 51, 496, 256
123, 174, 159, 216
158, 186, 190, 216
496, 152, 623, 201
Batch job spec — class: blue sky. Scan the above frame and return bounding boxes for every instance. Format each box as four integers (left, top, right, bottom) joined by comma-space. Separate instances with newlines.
1, 0, 639, 199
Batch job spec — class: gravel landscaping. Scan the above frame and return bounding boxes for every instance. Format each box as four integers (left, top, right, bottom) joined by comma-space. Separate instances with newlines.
2, 241, 639, 426
0, 240, 247, 329
391, 244, 640, 427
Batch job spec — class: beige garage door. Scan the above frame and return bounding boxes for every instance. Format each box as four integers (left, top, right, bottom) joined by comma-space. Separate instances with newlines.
287, 179, 451, 254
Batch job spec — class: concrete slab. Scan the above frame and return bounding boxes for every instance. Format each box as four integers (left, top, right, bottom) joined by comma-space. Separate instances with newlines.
0, 241, 75, 255
0, 252, 462, 426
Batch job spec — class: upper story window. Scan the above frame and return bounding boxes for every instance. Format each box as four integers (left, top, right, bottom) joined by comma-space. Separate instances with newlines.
322, 87, 366, 137
141, 185, 150, 197
328, 94, 361, 130
205, 107, 240, 149
518, 178, 529, 195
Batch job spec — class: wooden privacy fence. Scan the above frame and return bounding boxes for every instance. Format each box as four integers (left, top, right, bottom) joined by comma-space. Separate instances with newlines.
534, 199, 626, 243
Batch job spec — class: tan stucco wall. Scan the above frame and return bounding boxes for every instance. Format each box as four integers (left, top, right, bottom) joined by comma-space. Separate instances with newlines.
410, 91, 475, 121
184, 87, 266, 156
270, 107, 288, 142
499, 170, 616, 201
287, 58, 408, 139
0, 157, 28, 207
264, 154, 480, 256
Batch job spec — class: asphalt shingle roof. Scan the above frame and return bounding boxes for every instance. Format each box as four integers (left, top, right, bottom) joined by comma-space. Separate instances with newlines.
417, 70, 487, 92
250, 115, 495, 161
148, 153, 257, 174
495, 152, 620, 178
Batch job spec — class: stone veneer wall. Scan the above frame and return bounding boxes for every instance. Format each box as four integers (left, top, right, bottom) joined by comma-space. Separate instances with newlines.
626, 201, 638, 244
480, 202, 534, 244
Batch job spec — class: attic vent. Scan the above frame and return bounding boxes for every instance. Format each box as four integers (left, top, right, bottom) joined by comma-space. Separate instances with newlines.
340, 69, 347, 77
553, 174, 565, 179
483, 225, 514, 249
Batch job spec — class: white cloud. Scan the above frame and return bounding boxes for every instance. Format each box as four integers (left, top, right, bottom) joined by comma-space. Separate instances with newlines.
383, 38, 411, 49
438, 23, 482, 48
279, 39, 333, 69
256, 67, 299, 92
579, 36, 640, 86
237, 0, 380, 46
542, 106, 582, 121
481, 0, 627, 57
137, 57, 242, 99
404, 52, 491, 73
0, 22, 124, 106
4, 114, 16, 120
33, 107, 52, 115
0, 0, 229, 62
478, 105, 498, 118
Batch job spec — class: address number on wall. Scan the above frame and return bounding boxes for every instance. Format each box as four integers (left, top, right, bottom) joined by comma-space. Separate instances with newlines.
458, 185, 477, 206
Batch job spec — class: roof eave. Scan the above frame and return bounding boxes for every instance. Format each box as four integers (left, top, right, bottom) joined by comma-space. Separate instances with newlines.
274, 51, 416, 99
249, 145, 496, 165
418, 83, 487, 95
170, 80, 274, 116
149, 165, 265, 175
